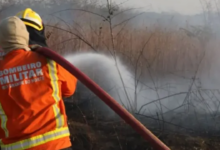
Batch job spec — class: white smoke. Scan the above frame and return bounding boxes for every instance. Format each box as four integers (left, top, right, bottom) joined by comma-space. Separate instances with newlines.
64, 52, 135, 117
63, 50, 220, 134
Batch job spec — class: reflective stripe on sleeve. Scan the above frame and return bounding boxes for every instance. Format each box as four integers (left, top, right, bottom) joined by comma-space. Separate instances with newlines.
1, 127, 70, 150
47, 59, 60, 102
47, 59, 64, 128
52, 104, 64, 128
0, 103, 8, 137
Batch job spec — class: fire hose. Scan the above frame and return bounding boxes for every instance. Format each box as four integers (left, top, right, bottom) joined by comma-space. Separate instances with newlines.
35, 47, 171, 150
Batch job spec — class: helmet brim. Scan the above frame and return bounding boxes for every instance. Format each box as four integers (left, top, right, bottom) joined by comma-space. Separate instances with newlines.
23, 21, 43, 31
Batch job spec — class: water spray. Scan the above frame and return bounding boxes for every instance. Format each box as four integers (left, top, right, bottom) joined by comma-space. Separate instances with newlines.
35, 47, 170, 150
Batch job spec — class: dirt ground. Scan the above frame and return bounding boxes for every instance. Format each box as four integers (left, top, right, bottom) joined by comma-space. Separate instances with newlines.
65, 102, 220, 150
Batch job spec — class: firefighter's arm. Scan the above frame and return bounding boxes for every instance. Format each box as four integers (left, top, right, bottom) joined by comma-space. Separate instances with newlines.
57, 64, 77, 98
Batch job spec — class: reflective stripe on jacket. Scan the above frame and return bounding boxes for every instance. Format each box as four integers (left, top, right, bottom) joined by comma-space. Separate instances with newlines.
0, 49, 77, 150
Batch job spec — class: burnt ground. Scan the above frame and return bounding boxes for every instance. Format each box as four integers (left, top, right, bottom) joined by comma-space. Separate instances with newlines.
64, 101, 220, 150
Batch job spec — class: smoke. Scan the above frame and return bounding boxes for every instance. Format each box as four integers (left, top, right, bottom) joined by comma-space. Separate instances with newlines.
63, 49, 220, 136
64, 52, 135, 118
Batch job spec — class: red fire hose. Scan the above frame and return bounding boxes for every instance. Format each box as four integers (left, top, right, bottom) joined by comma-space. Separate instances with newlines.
35, 47, 170, 150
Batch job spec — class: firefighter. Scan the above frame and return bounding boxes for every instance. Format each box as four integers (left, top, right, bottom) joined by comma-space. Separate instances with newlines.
16, 8, 48, 48
0, 16, 77, 150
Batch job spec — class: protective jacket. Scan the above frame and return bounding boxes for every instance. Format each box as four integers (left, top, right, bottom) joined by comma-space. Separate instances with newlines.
0, 49, 77, 150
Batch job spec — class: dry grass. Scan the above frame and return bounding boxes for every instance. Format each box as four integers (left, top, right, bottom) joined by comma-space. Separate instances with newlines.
45, 12, 216, 78
65, 101, 220, 150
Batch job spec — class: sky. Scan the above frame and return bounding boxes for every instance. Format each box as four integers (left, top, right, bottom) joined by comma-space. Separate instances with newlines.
111, 0, 208, 15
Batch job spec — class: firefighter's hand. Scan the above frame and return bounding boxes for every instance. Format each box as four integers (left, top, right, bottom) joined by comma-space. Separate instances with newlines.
29, 44, 42, 51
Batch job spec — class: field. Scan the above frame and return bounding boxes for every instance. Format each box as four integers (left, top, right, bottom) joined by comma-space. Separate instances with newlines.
64, 101, 220, 150
2, 0, 220, 149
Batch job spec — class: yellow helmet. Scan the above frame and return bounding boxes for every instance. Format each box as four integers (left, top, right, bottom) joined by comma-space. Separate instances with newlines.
16, 8, 43, 31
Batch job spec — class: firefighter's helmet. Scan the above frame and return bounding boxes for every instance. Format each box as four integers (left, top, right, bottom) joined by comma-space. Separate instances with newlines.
16, 8, 43, 31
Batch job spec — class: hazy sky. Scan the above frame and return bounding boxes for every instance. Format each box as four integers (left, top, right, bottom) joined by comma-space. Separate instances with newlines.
112, 0, 207, 15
